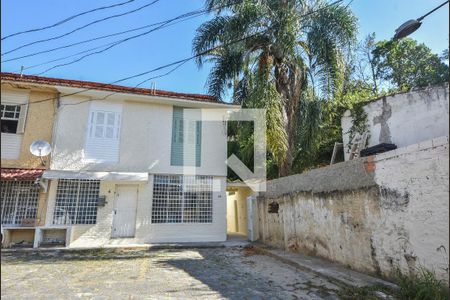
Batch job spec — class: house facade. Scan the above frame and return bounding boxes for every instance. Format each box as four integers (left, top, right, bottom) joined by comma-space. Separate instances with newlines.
1, 72, 236, 248
1, 78, 58, 247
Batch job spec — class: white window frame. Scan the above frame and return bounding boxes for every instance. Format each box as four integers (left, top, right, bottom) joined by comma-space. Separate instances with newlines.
151, 175, 213, 224
1, 102, 28, 134
88, 110, 121, 140
84, 102, 122, 163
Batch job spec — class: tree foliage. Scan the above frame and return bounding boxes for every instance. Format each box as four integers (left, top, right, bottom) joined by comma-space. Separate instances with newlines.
193, 0, 357, 177
372, 38, 449, 90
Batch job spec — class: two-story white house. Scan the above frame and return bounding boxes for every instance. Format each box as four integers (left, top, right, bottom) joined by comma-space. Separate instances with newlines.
1, 73, 237, 248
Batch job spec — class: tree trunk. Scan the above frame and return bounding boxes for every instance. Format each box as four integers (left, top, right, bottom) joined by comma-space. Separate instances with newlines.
275, 62, 304, 177
279, 117, 296, 177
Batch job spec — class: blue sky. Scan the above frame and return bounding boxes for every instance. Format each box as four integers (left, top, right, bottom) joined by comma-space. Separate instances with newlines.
1, 0, 449, 96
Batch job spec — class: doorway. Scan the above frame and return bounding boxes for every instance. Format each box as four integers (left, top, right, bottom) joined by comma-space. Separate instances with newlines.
112, 185, 138, 238
226, 185, 252, 239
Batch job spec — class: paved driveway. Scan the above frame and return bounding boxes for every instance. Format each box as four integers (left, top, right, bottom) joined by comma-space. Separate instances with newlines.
1, 247, 341, 299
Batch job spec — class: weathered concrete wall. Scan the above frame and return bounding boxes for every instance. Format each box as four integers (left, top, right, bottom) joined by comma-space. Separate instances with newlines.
341, 85, 449, 160
257, 136, 449, 281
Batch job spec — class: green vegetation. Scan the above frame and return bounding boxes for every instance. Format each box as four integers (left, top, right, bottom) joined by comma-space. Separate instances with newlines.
193, 1, 449, 180
372, 38, 449, 91
395, 268, 449, 300
338, 268, 449, 300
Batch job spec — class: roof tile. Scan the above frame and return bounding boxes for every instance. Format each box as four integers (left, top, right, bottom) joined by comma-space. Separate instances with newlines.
1, 72, 223, 104
1, 168, 44, 181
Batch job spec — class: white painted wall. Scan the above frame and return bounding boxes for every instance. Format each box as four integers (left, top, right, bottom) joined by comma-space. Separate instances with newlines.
51, 96, 228, 176
371, 136, 449, 282
44, 176, 227, 246
257, 136, 449, 281
342, 85, 449, 160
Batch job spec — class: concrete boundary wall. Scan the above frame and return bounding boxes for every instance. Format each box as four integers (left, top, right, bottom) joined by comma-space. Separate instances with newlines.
257, 136, 449, 281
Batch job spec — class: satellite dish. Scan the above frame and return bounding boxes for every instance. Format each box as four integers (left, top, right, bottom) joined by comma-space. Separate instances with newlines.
30, 140, 51, 166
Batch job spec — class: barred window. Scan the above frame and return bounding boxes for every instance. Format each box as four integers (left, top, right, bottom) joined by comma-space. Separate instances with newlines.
53, 179, 100, 225
152, 175, 213, 223
1, 180, 39, 226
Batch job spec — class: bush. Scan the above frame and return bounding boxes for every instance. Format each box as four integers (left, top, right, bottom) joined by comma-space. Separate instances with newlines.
395, 268, 449, 300
338, 268, 449, 300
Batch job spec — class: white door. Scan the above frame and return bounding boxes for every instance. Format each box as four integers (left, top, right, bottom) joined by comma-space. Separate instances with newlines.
112, 185, 138, 238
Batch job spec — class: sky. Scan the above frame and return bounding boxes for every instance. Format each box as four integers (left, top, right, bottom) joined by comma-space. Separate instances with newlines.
1, 0, 449, 97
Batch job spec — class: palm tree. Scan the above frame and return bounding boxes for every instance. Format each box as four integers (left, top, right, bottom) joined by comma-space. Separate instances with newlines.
193, 0, 357, 176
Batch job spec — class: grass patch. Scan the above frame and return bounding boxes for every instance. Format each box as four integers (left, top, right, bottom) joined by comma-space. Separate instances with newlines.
338, 268, 449, 300
395, 268, 449, 300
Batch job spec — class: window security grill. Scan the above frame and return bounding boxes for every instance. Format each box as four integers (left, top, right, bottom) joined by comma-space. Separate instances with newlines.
1, 180, 39, 226
152, 175, 213, 223
53, 179, 100, 225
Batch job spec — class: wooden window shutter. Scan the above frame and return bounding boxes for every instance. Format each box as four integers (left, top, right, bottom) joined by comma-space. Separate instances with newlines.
171, 107, 184, 166
195, 120, 202, 167
170, 107, 202, 167
16, 103, 28, 134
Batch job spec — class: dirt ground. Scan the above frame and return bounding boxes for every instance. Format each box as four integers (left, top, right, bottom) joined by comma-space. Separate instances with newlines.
1, 247, 343, 299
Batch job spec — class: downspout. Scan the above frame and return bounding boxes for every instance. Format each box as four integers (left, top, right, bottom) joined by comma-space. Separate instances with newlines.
49, 91, 61, 169
37, 90, 60, 228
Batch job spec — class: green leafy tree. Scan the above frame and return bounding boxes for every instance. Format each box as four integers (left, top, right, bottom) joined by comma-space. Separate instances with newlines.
193, 0, 357, 177
372, 38, 449, 90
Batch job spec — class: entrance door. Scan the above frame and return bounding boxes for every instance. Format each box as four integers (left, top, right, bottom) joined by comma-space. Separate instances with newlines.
112, 185, 138, 238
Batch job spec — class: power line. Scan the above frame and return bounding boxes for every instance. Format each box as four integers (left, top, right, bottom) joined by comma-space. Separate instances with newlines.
33, 10, 206, 75
59, 59, 191, 109
3, 19, 170, 63
1, 0, 137, 41
1, 0, 161, 56
8, 0, 344, 107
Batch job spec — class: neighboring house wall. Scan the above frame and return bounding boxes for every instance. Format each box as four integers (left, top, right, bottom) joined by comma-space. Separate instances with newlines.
226, 186, 251, 235
50, 96, 227, 176
1, 85, 57, 234
341, 85, 449, 160
256, 136, 449, 281
1, 86, 57, 168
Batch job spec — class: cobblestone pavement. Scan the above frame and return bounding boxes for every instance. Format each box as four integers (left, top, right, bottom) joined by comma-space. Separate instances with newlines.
1, 247, 342, 300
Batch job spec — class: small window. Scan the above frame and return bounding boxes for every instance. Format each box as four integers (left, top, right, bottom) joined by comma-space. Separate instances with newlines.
53, 179, 100, 225
89, 111, 120, 139
1, 104, 21, 133
85, 108, 122, 162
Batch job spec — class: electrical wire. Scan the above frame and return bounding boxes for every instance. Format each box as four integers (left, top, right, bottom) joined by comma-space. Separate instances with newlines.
58, 59, 191, 109
33, 11, 205, 75
1, 0, 137, 40
8, 0, 343, 108
1, 0, 161, 56
4, 10, 206, 66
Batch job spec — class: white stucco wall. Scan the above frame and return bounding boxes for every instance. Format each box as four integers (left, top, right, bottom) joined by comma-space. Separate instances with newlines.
44, 92, 231, 245
50, 95, 228, 176
342, 85, 449, 160
44, 176, 227, 246
258, 136, 449, 281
